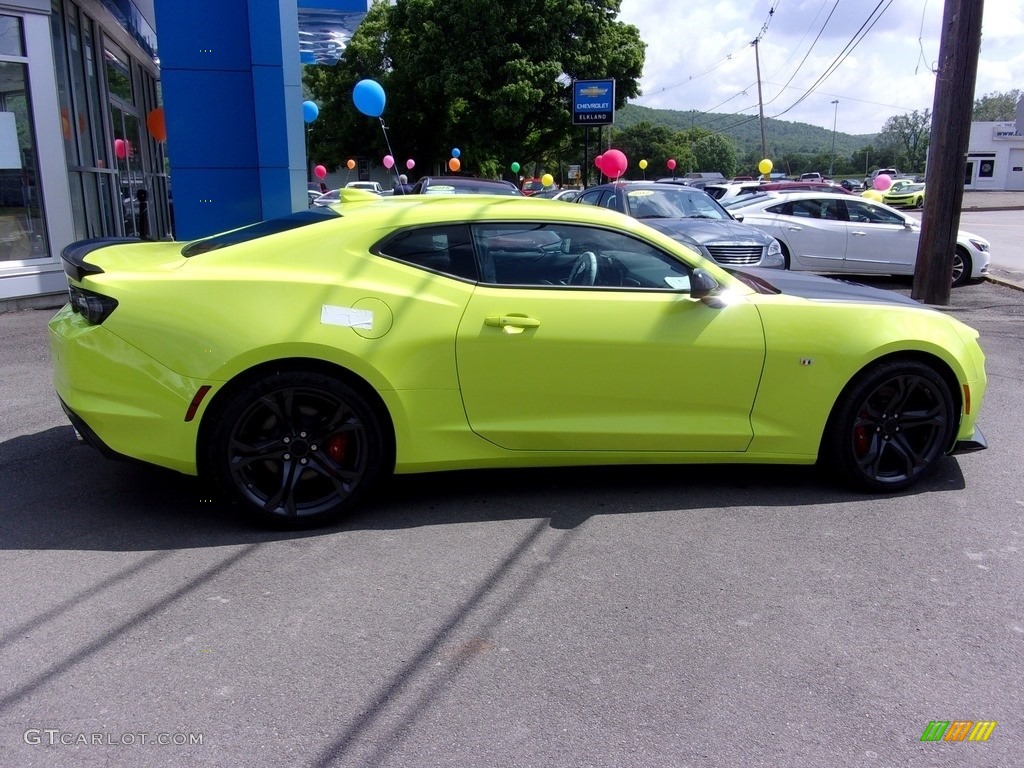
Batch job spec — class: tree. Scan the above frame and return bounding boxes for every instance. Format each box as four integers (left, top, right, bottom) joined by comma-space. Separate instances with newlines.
682, 128, 737, 178
610, 121, 689, 178
304, 0, 645, 179
972, 89, 1021, 121
876, 109, 930, 172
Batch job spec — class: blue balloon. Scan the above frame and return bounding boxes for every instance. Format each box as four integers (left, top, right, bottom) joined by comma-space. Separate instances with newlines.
451, 147, 461, 158
353, 79, 386, 118
302, 100, 319, 123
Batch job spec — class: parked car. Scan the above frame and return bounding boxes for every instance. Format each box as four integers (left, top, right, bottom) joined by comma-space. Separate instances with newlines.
705, 180, 854, 202
311, 189, 340, 206
520, 178, 547, 196
50, 194, 988, 527
864, 168, 899, 189
839, 179, 864, 191
883, 182, 926, 209
727, 191, 990, 286
800, 172, 824, 181
532, 188, 581, 202
410, 176, 523, 196
575, 181, 784, 269
345, 181, 384, 194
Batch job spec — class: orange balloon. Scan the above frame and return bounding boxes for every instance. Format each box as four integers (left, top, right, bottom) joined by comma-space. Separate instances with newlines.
346, 159, 356, 170
448, 157, 461, 172
146, 108, 166, 142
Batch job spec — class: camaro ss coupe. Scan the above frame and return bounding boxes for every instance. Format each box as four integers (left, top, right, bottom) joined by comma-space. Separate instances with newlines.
50, 192, 988, 528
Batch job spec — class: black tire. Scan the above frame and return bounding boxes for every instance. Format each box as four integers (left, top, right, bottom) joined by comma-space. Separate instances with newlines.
951, 247, 971, 288
207, 371, 387, 528
823, 359, 955, 492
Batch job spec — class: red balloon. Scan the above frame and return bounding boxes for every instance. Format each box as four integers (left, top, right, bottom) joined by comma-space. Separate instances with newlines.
314, 164, 327, 179
594, 154, 605, 171
603, 149, 628, 179
114, 138, 126, 159
667, 158, 677, 171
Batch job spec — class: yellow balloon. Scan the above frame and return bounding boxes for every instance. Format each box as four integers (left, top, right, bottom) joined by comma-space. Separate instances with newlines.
758, 158, 773, 175
541, 173, 554, 187
639, 159, 648, 170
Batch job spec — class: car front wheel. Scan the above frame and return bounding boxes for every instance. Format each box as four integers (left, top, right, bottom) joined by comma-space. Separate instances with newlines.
951, 247, 971, 287
208, 371, 387, 528
823, 359, 955, 492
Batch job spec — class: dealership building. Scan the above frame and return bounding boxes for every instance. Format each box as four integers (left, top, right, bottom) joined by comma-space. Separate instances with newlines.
0, 0, 367, 309
965, 121, 1024, 191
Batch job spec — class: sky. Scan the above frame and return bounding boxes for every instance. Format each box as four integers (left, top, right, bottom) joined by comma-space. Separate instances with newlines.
616, 0, 1024, 136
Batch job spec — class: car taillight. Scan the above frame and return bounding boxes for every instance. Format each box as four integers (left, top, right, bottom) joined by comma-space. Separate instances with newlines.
68, 284, 118, 324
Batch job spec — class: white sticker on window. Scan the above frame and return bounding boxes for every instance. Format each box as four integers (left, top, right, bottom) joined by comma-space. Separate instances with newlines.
321, 305, 373, 329
663, 276, 691, 290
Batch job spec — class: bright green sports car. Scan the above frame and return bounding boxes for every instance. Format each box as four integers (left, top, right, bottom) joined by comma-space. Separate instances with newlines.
50, 191, 988, 527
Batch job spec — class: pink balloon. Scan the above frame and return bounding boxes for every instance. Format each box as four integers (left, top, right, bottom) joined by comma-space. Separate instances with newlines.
383, 155, 395, 169
873, 174, 892, 191
666, 158, 677, 171
603, 149, 628, 179
594, 154, 605, 171
114, 138, 126, 159
314, 164, 327, 179
406, 158, 415, 170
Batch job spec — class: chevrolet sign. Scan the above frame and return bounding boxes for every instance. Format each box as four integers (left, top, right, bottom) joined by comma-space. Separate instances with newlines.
573, 79, 615, 126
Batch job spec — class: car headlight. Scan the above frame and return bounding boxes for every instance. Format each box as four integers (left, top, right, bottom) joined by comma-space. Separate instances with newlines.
763, 237, 785, 268
968, 238, 989, 252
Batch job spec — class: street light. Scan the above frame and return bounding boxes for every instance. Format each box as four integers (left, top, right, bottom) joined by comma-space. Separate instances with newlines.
829, 99, 839, 178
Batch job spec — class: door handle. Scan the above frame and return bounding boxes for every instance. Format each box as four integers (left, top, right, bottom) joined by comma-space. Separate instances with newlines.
485, 314, 541, 334
786, 225, 803, 231
850, 231, 868, 237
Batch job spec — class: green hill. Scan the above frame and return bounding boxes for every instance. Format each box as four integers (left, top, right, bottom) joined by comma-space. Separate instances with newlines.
616, 103, 876, 167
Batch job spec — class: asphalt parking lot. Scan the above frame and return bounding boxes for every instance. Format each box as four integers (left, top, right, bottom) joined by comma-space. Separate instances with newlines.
1, 276, 1022, 767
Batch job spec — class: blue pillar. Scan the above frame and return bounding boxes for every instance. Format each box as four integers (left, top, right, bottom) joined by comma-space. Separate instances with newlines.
154, 0, 305, 240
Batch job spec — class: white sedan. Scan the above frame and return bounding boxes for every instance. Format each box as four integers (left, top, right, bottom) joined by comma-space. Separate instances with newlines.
726, 192, 991, 286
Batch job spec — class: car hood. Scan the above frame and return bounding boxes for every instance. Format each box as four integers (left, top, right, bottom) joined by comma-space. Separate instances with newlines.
644, 217, 772, 245
727, 267, 923, 307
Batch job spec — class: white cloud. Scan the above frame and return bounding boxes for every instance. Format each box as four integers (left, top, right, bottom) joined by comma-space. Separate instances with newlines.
618, 0, 1024, 136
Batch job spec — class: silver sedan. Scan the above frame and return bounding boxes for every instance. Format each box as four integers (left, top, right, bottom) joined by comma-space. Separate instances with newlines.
726, 191, 991, 286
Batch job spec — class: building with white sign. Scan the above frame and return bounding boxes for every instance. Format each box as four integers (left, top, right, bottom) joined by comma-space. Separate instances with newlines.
965, 121, 1024, 190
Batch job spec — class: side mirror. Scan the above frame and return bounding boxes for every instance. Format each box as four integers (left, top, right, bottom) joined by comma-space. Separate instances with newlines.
732, 213, 744, 222
690, 268, 719, 299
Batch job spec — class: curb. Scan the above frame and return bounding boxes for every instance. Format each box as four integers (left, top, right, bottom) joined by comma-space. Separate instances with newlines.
985, 273, 1024, 293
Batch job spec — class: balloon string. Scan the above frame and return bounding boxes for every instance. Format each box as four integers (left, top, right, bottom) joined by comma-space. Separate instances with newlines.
380, 117, 401, 186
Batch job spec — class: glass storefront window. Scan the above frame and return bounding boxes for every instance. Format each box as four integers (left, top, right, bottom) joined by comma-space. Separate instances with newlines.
103, 39, 132, 102
0, 15, 25, 57
0, 30, 48, 262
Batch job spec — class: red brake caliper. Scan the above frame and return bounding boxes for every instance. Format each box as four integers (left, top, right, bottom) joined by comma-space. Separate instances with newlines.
853, 412, 870, 457
327, 434, 348, 462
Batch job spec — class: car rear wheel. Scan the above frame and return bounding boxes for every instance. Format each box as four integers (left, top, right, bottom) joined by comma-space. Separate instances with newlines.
208, 371, 386, 528
823, 359, 955, 492
951, 247, 971, 287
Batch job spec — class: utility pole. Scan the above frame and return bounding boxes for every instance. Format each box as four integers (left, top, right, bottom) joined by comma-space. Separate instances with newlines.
912, 0, 984, 305
829, 100, 839, 177
752, 37, 768, 162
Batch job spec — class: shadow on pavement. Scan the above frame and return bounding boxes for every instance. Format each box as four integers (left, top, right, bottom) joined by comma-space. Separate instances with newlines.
0, 424, 967, 552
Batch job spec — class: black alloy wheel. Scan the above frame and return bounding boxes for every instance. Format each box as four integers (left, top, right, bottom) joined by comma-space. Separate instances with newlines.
824, 359, 955, 492
209, 372, 386, 528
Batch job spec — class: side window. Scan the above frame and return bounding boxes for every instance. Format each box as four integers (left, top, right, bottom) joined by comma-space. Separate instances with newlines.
845, 200, 903, 225
576, 190, 603, 206
472, 223, 695, 291
375, 224, 478, 280
766, 202, 793, 215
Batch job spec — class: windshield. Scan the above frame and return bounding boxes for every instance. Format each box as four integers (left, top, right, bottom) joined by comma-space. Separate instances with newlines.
625, 188, 729, 220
